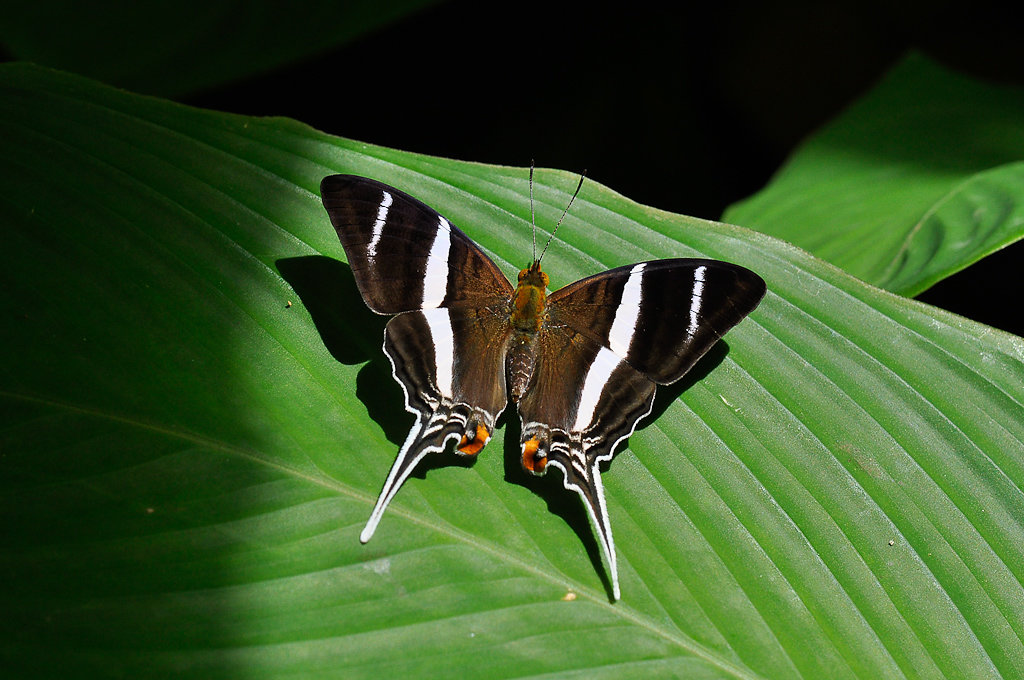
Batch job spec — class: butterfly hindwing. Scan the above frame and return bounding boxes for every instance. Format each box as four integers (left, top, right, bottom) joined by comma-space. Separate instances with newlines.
361, 304, 513, 542
517, 326, 658, 600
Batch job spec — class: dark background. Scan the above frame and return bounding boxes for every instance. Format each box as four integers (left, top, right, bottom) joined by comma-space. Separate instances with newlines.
190, 2, 1024, 221
186, 1, 1024, 335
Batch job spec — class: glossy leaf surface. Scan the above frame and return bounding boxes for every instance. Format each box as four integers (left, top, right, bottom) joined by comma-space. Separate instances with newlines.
2, 64, 1023, 679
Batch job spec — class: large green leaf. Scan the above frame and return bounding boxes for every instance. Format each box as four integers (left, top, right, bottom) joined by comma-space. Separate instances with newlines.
2, 64, 1023, 679
0, 0, 439, 97
725, 53, 1024, 296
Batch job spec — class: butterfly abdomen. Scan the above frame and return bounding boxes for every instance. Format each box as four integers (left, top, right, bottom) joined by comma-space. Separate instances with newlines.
507, 332, 538, 403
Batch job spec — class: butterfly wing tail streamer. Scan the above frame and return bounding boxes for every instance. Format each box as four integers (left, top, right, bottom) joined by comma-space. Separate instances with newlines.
546, 453, 621, 601
359, 415, 462, 543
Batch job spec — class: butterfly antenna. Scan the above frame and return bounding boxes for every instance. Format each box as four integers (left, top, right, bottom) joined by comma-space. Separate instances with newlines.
538, 169, 586, 264
530, 160, 537, 263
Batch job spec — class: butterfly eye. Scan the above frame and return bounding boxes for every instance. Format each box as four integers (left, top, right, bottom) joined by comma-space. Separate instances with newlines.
517, 268, 529, 282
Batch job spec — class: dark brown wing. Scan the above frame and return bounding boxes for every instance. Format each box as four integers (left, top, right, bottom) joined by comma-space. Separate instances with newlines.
516, 324, 657, 601
319, 175, 516, 543
361, 305, 513, 543
548, 258, 765, 383
321, 175, 513, 313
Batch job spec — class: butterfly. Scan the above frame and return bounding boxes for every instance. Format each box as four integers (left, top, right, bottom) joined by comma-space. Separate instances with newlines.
320, 170, 766, 600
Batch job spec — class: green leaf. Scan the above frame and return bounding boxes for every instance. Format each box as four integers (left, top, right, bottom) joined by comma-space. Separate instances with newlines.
0, 0, 439, 97
2, 63, 1023, 679
724, 53, 1024, 296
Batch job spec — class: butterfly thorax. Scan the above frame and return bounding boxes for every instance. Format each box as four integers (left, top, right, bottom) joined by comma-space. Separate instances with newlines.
507, 261, 549, 402
510, 261, 549, 333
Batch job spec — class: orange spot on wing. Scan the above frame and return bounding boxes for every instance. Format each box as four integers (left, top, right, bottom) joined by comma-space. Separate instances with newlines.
458, 424, 490, 456
521, 438, 546, 473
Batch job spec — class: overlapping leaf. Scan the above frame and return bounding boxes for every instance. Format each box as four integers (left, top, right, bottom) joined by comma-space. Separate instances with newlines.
725, 53, 1024, 296
0, 0, 438, 97
2, 64, 1023, 679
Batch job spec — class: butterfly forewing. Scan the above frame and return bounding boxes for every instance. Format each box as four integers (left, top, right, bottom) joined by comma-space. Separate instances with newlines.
548, 259, 767, 383
321, 175, 512, 313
